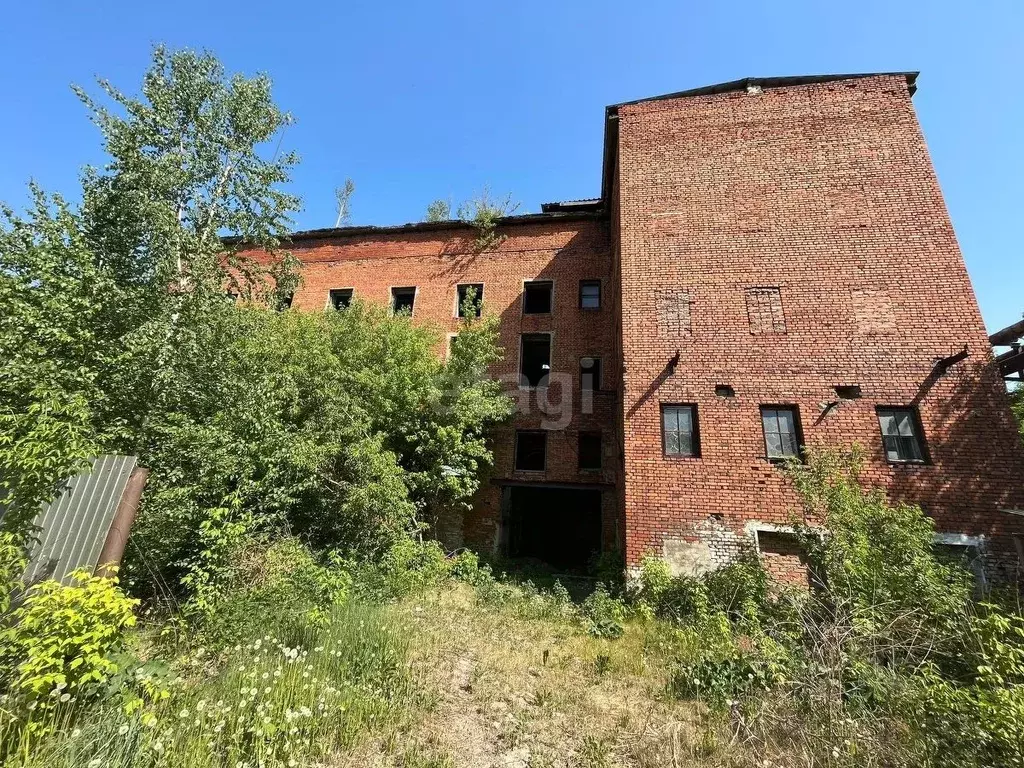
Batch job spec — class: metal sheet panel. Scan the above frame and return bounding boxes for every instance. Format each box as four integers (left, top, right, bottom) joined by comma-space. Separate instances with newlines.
24, 455, 137, 585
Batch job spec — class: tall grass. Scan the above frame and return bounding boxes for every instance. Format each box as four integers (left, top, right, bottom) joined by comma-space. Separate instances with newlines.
1, 602, 412, 768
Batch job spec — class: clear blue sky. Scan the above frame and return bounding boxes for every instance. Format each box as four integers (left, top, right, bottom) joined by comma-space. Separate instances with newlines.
1, 1, 1021, 330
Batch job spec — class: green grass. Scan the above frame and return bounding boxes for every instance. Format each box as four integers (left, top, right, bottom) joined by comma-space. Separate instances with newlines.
1, 601, 414, 768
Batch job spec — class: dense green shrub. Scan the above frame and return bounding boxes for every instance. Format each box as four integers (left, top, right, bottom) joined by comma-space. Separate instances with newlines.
186, 536, 351, 649
0, 532, 26, 615
649, 449, 1024, 767
580, 583, 627, 638
0, 570, 137, 724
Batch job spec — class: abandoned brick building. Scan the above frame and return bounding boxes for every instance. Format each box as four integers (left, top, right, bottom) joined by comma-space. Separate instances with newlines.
241, 72, 1024, 581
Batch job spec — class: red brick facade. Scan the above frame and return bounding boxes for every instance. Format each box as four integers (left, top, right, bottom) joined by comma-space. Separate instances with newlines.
245, 73, 1024, 580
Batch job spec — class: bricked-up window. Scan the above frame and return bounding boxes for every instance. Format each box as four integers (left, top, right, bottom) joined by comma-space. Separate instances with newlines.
514, 430, 546, 471
578, 431, 602, 470
877, 407, 926, 463
745, 287, 786, 334
579, 280, 601, 310
851, 288, 897, 335
761, 406, 802, 460
523, 280, 553, 314
329, 288, 353, 310
657, 288, 692, 337
661, 404, 699, 457
457, 283, 484, 318
519, 334, 551, 388
391, 287, 416, 315
580, 357, 601, 392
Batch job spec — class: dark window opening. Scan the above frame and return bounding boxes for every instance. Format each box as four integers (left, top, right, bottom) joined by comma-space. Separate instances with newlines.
277, 292, 294, 311
877, 407, 926, 463
506, 486, 602, 572
578, 431, 602, 470
225, 292, 239, 303
580, 280, 601, 310
761, 406, 801, 460
662, 404, 699, 457
523, 280, 553, 314
580, 357, 601, 391
514, 431, 547, 472
715, 384, 735, 398
329, 288, 353, 310
520, 334, 551, 388
757, 530, 803, 557
391, 287, 416, 315
834, 384, 862, 400
457, 283, 483, 318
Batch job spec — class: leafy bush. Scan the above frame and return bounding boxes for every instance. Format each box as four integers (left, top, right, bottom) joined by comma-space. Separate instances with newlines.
0, 532, 26, 615
653, 449, 1024, 768
0, 570, 137, 722
187, 536, 351, 649
789, 447, 974, 660
581, 584, 627, 639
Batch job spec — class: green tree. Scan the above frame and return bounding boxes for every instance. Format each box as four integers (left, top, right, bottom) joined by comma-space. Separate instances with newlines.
425, 199, 451, 222
2, 46, 513, 602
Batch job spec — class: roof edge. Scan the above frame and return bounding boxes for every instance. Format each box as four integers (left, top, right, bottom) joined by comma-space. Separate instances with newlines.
225, 209, 605, 246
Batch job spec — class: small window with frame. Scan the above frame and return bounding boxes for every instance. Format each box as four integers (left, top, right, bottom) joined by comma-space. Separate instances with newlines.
579, 280, 601, 310
514, 430, 547, 472
661, 404, 699, 457
876, 407, 926, 464
580, 357, 601, 392
391, 287, 416, 315
523, 280, 553, 314
329, 288, 354, 310
578, 431, 602, 471
520, 334, 552, 389
761, 405, 802, 461
456, 283, 484, 318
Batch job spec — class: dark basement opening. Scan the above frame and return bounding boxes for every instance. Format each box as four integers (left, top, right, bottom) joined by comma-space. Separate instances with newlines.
506, 486, 602, 572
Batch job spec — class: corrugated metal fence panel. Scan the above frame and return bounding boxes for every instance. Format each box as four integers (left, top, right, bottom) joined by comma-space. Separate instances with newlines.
24, 455, 137, 585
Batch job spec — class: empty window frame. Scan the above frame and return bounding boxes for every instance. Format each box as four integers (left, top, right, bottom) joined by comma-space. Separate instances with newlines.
520, 333, 551, 388
580, 356, 601, 392
761, 406, 802, 461
661, 404, 699, 457
391, 286, 416, 315
523, 280, 553, 314
578, 431, 602, 470
277, 292, 294, 311
579, 280, 601, 310
329, 288, 354, 310
456, 283, 484, 318
514, 430, 547, 471
876, 407, 926, 463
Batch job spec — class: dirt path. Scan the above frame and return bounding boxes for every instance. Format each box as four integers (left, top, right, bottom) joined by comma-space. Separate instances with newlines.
337, 584, 722, 768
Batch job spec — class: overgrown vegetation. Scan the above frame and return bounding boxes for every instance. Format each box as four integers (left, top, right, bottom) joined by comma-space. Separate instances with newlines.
425, 188, 519, 251
0, 45, 513, 765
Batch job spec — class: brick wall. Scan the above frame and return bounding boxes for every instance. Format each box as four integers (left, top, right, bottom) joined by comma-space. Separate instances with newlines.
239, 219, 622, 555
615, 75, 1024, 577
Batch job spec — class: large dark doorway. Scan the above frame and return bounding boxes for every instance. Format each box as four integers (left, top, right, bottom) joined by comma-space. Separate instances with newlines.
506, 486, 602, 571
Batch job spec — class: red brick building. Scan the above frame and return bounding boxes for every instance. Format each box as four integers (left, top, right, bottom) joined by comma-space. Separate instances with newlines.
245, 73, 1024, 580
